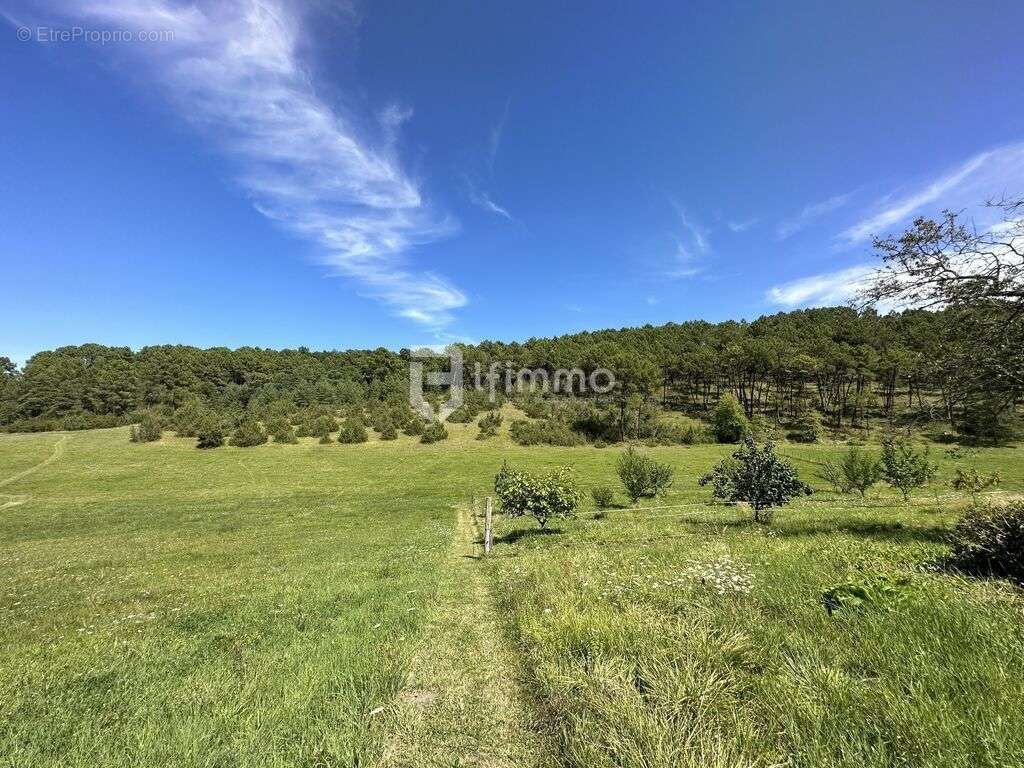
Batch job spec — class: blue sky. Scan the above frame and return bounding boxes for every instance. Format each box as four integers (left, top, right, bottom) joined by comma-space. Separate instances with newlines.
3, 1, 1024, 364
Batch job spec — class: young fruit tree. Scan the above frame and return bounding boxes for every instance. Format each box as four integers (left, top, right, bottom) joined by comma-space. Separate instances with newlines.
839, 446, 883, 498
950, 467, 1001, 504
494, 462, 582, 529
616, 447, 674, 504
880, 437, 937, 501
699, 437, 811, 523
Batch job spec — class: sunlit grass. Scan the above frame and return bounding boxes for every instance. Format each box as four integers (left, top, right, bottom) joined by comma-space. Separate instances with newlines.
1, 426, 1021, 766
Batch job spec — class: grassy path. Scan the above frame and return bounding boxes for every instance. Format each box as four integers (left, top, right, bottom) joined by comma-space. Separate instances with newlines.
376, 505, 551, 768
0, 435, 67, 490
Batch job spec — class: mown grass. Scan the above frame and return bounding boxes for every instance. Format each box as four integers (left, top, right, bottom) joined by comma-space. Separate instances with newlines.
0, 428, 461, 767
1, 422, 1022, 767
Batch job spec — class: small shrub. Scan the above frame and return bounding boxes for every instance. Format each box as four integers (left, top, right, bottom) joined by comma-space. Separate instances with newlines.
379, 421, 398, 440
711, 393, 748, 443
517, 397, 549, 419
946, 502, 1024, 583
421, 420, 448, 444
229, 419, 268, 447
477, 410, 503, 440
788, 410, 823, 443
616, 447, 674, 503
950, 467, 1001, 503
196, 416, 226, 449
337, 419, 368, 444
403, 417, 425, 436
653, 417, 710, 445
748, 415, 780, 441
307, 415, 335, 443
267, 416, 298, 444
446, 404, 479, 423
591, 485, 615, 509
509, 418, 585, 446
173, 400, 210, 437
699, 437, 811, 523
129, 412, 162, 443
881, 437, 937, 501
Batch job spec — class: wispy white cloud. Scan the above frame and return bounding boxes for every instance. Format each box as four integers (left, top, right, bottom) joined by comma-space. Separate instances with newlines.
727, 218, 758, 233
464, 178, 513, 220
662, 201, 710, 279
839, 143, 1024, 244
777, 193, 853, 240
671, 201, 710, 254
765, 264, 876, 308
666, 238, 703, 278
58, 0, 466, 328
488, 97, 511, 169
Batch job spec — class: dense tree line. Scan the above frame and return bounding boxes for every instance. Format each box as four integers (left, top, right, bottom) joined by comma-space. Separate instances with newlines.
1, 304, 1017, 440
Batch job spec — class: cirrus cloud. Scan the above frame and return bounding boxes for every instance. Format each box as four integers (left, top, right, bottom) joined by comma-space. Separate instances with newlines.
53, 0, 467, 328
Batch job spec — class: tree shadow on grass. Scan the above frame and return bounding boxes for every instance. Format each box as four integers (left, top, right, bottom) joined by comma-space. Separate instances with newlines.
495, 527, 564, 545
683, 517, 950, 544
775, 520, 950, 544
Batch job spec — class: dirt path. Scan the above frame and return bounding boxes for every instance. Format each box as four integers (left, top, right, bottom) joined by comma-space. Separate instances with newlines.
0, 435, 68, 490
376, 505, 551, 768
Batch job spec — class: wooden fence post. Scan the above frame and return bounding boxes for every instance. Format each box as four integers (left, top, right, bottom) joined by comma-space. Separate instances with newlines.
484, 496, 493, 555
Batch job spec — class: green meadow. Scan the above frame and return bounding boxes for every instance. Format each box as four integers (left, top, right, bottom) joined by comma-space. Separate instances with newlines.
1, 419, 1023, 767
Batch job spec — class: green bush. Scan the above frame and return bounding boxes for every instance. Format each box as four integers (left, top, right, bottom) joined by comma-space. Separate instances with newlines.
509, 418, 585, 446
403, 417, 425, 436
788, 410, 823, 443
307, 415, 337, 443
195, 416, 226, 449
711, 393, 748, 443
699, 437, 811, 523
651, 417, 710, 445
494, 462, 582, 528
129, 412, 162, 443
946, 502, 1024, 583
173, 399, 210, 437
446, 404, 479, 423
421, 420, 448, 444
337, 419, 368, 444
591, 485, 615, 509
477, 410, 503, 440
379, 421, 398, 440
229, 419, 267, 447
296, 412, 338, 438
748, 414, 780, 441
616, 447, 674, 503
517, 397, 550, 419
267, 416, 298, 444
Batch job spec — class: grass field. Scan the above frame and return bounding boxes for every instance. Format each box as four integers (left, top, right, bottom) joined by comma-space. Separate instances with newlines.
1, 418, 1022, 767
